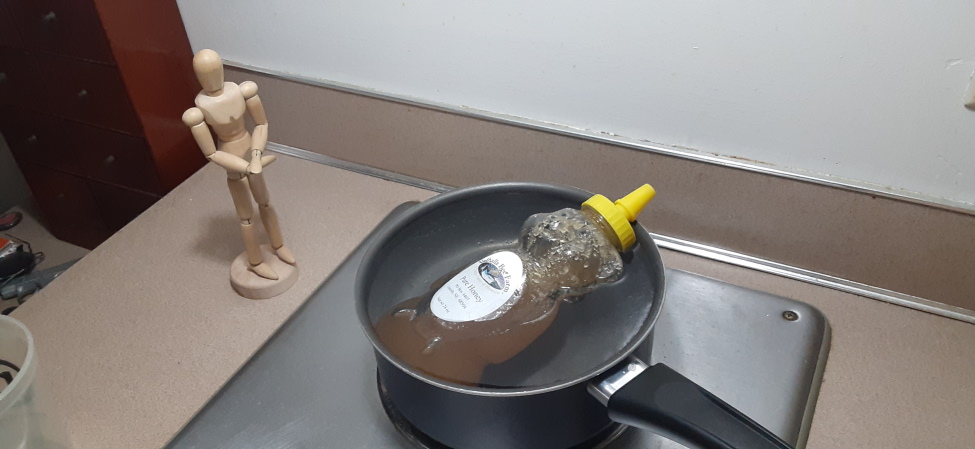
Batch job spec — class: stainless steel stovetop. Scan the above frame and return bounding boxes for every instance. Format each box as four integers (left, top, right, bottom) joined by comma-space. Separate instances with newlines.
166, 203, 830, 449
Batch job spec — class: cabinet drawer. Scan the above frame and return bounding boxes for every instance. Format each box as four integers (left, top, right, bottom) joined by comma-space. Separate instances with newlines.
0, 48, 50, 111
18, 162, 110, 249
89, 181, 160, 233
6, 0, 113, 63
0, 108, 81, 175
32, 53, 142, 135
59, 119, 162, 194
0, 3, 23, 48
1, 108, 162, 193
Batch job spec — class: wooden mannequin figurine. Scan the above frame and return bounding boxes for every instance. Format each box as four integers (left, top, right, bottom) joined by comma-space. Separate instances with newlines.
182, 49, 298, 299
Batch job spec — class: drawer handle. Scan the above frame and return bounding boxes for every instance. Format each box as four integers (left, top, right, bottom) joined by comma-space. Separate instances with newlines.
77, 89, 88, 103
25, 135, 38, 146
41, 11, 57, 26
55, 193, 65, 200
103, 155, 115, 165
0, 72, 6, 84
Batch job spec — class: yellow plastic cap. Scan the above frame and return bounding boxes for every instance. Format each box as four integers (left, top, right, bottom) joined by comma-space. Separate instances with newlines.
581, 184, 656, 251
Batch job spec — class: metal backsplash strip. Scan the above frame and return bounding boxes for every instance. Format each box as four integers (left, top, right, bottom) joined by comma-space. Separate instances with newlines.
269, 142, 975, 324
269, 143, 452, 193
232, 61, 974, 216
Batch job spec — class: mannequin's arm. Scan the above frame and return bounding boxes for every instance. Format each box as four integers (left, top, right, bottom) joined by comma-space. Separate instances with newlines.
241, 81, 273, 174
182, 107, 248, 173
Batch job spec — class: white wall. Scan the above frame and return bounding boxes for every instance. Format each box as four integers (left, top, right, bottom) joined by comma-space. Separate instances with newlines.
178, 0, 975, 208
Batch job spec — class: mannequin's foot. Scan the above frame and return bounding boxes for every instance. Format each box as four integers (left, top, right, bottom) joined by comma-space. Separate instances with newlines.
231, 245, 298, 299
249, 262, 279, 280
275, 245, 296, 265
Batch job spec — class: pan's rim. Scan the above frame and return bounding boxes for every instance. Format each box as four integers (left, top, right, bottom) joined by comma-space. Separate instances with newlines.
355, 181, 666, 397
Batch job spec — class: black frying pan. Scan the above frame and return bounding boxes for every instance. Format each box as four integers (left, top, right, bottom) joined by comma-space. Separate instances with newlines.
356, 182, 791, 449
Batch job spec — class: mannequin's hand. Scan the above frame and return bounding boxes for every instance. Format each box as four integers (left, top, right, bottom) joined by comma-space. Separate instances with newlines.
247, 150, 263, 175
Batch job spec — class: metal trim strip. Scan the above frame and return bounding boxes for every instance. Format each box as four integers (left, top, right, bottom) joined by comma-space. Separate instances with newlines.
268, 142, 975, 324
233, 61, 975, 216
268, 142, 452, 194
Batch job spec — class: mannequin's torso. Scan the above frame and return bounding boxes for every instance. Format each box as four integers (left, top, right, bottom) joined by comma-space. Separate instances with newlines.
195, 81, 250, 160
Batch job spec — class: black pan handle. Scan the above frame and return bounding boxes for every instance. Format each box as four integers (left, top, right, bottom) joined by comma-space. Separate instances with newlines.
592, 359, 793, 449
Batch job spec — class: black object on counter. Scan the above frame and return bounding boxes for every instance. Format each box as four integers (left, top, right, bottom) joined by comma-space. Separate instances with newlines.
1, 259, 79, 303
0, 212, 23, 232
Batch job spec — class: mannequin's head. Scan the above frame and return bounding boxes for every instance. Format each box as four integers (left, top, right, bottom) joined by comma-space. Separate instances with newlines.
193, 49, 224, 94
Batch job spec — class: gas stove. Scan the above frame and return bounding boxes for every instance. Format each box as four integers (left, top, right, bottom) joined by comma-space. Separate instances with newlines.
166, 203, 830, 449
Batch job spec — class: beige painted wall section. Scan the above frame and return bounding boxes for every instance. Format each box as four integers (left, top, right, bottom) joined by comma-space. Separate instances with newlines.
227, 68, 975, 311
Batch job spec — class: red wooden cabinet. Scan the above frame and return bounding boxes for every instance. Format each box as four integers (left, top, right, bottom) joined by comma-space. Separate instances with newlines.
18, 162, 112, 249
0, 0, 205, 249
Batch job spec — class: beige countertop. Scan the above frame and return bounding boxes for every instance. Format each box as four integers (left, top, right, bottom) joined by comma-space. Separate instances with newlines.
12, 155, 975, 449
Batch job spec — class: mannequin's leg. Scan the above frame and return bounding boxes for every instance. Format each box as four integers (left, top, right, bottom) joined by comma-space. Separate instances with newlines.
248, 172, 295, 264
228, 174, 278, 279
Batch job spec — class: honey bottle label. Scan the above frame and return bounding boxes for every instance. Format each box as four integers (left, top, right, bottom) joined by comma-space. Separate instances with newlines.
430, 251, 525, 322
